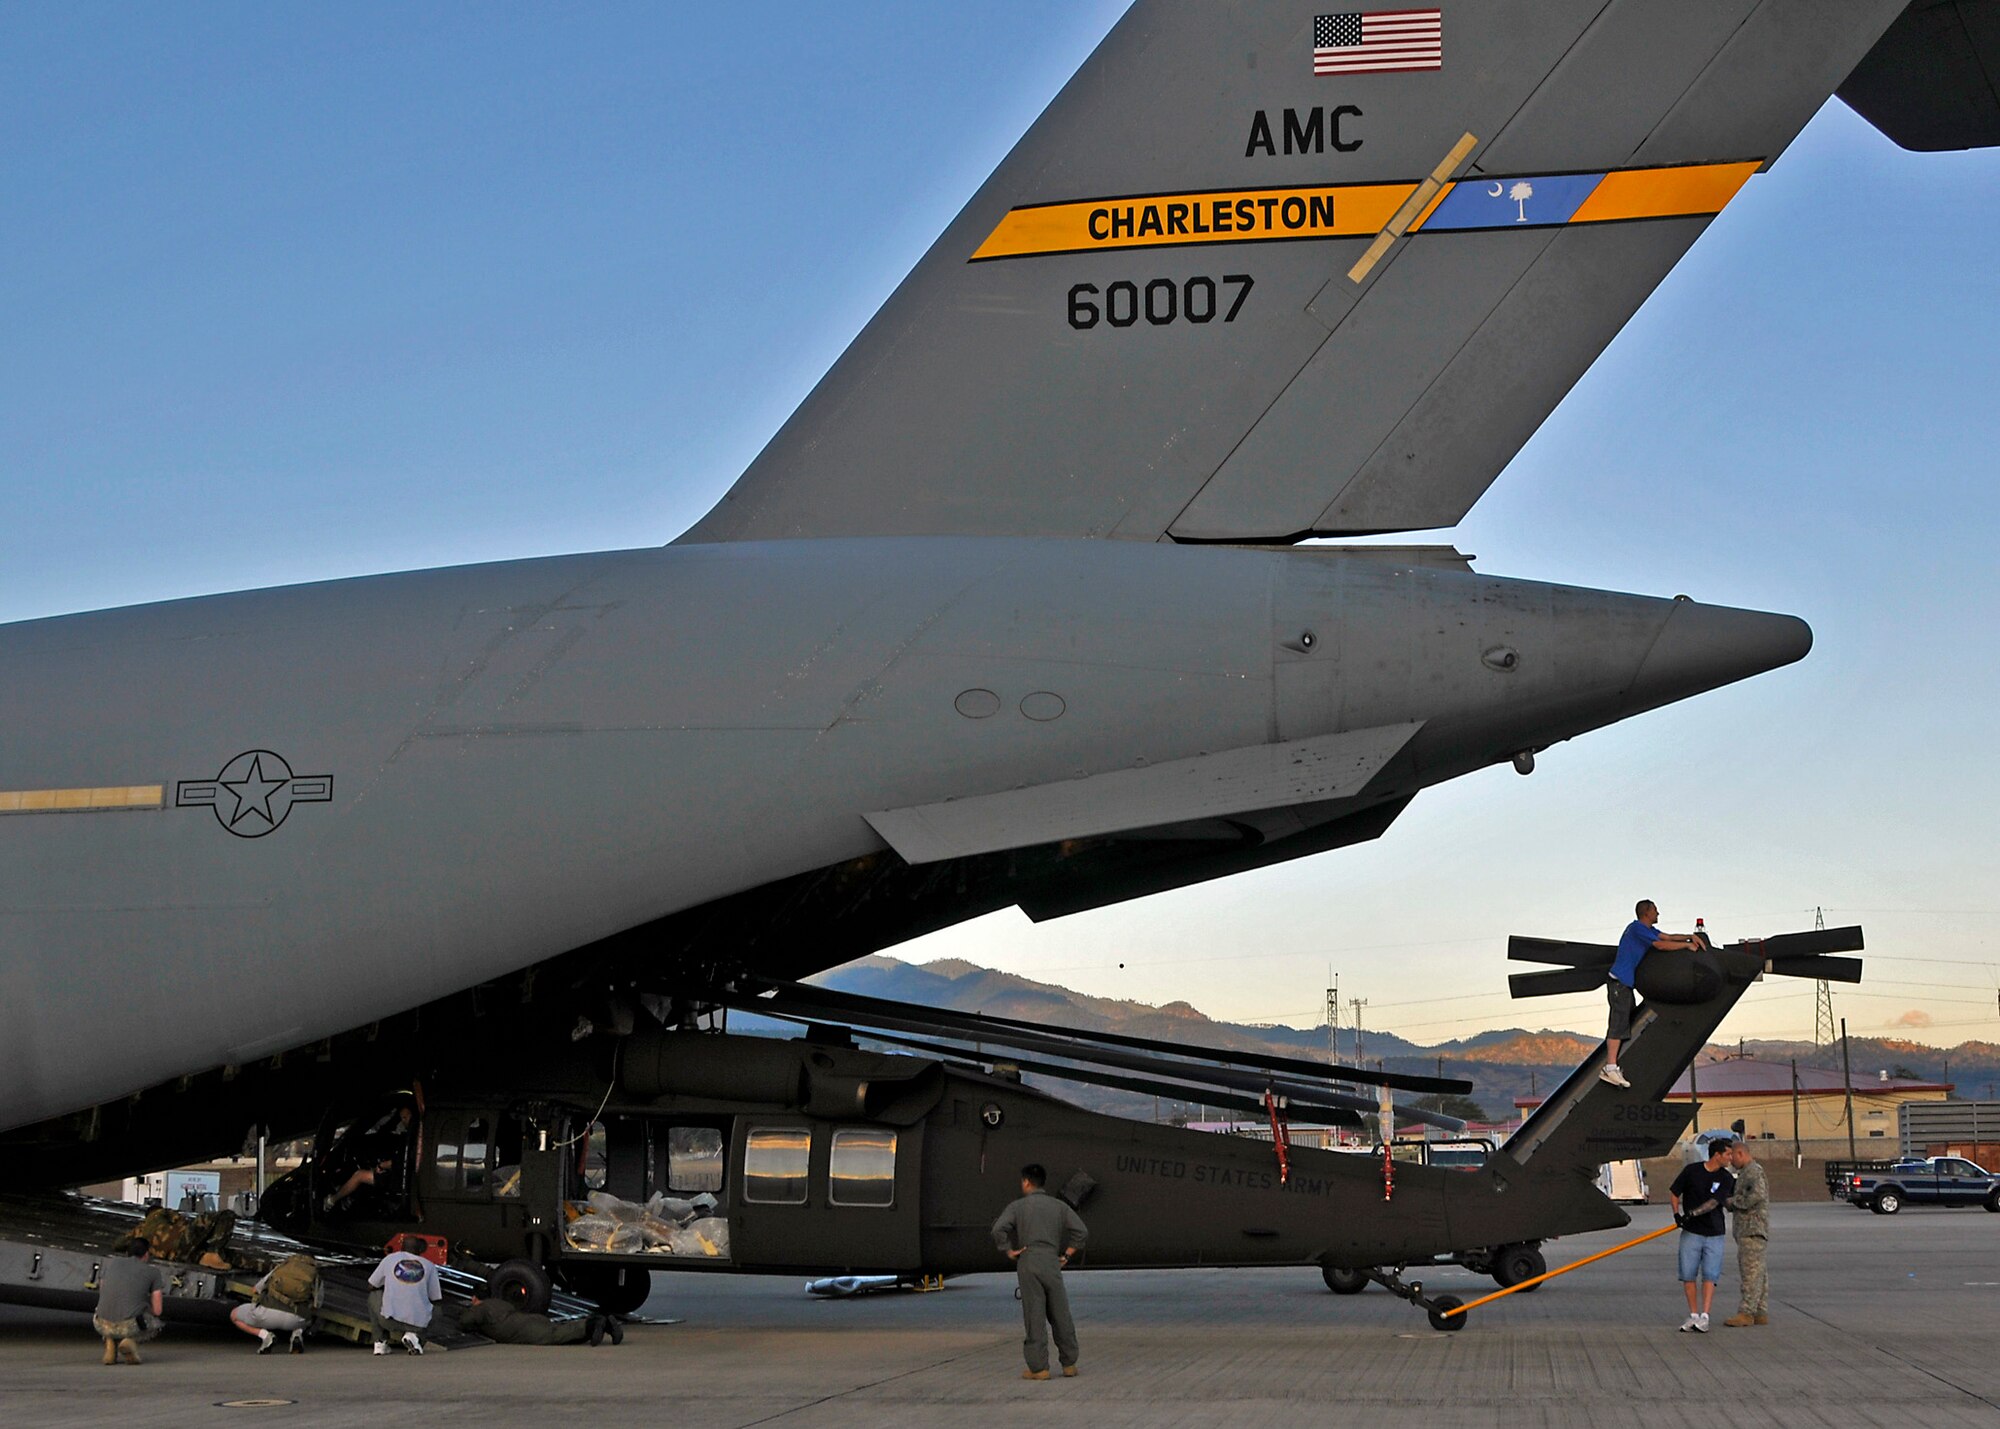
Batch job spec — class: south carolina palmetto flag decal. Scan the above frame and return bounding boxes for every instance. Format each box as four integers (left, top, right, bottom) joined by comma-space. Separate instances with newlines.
1312, 10, 1443, 75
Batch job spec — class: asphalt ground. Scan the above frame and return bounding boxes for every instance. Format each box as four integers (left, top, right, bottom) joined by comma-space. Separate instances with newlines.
2, 1202, 1995, 1428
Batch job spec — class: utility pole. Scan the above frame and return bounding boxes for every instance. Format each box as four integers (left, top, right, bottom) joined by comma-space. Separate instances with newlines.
1800, 1056, 1816, 1168
1840, 1017, 1857, 1161
1813, 906, 1837, 1059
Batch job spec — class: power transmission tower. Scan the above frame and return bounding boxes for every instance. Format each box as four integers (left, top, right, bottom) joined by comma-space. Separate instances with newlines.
1812, 905, 1836, 1058
1326, 972, 1340, 1071
1350, 997, 1368, 1071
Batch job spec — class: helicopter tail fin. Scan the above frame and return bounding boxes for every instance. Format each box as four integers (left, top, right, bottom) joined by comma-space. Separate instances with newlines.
1500, 927, 1863, 1177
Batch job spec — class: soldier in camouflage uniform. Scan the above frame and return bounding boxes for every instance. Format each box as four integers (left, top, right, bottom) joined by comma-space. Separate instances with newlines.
1723, 1140, 1770, 1325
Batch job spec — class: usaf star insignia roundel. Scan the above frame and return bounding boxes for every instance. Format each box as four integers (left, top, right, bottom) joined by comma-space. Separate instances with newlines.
176, 750, 333, 838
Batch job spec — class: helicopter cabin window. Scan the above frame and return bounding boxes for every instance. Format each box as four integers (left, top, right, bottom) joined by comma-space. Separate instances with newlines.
666, 1126, 725, 1195
429, 1114, 493, 1195
461, 1117, 490, 1193
744, 1126, 810, 1204
432, 1127, 460, 1186
828, 1128, 896, 1207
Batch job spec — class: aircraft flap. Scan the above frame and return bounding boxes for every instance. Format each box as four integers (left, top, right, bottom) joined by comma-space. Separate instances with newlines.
864, 721, 1422, 866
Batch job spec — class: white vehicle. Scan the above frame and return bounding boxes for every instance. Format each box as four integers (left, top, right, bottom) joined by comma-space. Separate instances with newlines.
1597, 1160, 1649, 1204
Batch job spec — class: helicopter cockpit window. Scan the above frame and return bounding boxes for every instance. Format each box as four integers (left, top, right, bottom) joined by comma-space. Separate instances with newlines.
319, 1094, 420, 1216
744, 1126, 810, 1204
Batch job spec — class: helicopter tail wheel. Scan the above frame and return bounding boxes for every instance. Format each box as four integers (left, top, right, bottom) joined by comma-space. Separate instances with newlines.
1428, 1296, 1466, 1332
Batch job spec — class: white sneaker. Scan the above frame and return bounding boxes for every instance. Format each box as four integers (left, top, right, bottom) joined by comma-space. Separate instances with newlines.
1694, 1314, 1710, 1333
1678, 1314, 1698, 1332
401, 1332, 425, 1355
255, 1329, 277, 1354
1600, 1064, 1631, 1088
372, 1341, 389, 1356
289, 1329, 306, 1354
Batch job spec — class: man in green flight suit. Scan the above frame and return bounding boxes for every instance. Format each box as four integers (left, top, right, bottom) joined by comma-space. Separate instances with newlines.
1722, 1139, 1771, 1325
991, 1163, 1088, 1380
458, 1294, 623, 1347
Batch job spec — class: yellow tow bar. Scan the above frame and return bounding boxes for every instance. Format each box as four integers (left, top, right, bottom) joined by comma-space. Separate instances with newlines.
1440, 1223, 1677, 1319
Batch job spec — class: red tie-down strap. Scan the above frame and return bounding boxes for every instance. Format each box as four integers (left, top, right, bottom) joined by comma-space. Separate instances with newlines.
1262, 1088, 1292, 1186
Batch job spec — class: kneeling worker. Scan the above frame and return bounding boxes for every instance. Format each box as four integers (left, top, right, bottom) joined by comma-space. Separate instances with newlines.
229, 1253, 318, 1354
991, 1163, 1088, 1380
92, 1237, 167, 1366
460, 1293, 623, 1346
366, 1243, 442, 1355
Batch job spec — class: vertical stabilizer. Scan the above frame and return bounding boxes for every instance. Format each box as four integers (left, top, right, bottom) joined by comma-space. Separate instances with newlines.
683, 0, 1910, 546
1503, 928, 1863, 1176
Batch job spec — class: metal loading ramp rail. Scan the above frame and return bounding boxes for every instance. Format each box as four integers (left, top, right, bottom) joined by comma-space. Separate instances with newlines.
0, 1191, 599, 1350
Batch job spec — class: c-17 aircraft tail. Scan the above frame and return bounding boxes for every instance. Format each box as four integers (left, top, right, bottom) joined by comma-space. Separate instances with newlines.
686, 0, 1946, 548
0, 1, 1965, 1177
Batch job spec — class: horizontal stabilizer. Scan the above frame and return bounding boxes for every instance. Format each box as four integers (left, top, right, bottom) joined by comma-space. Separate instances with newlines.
866, 722, 1421, 865
1839, 0, 2000, 152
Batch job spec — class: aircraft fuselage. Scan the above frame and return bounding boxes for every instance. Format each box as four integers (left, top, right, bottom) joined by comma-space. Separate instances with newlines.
0, 538, 1807, 1132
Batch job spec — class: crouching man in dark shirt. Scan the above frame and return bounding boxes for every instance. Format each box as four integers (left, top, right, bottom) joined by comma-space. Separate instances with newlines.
93, 1237, 167, 1365
1668, 1138, 1736, 1333
459, 1294, 622, 1347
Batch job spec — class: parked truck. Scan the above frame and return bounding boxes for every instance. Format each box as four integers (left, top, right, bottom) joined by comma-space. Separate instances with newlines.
1825, 1156, 2000, 1214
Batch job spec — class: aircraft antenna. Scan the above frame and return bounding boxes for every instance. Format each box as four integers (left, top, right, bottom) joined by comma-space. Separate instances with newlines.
1812, 905, 1837, 1059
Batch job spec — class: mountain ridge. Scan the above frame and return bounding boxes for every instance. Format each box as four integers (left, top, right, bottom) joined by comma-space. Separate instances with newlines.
810, 956, 2000, 1121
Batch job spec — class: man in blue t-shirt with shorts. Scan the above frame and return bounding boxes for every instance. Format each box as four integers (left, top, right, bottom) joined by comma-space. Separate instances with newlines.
1601, 900, 1702, 1088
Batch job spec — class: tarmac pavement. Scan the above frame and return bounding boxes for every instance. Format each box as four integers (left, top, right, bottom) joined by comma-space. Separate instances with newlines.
2, 1203, 1995, 1427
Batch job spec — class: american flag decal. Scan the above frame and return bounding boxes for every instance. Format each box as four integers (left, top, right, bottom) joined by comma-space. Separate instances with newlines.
1313, 10, 1443, 75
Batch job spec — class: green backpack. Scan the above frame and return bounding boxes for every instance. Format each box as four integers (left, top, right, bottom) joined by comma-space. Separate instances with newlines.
260, 1255, 320, 1315
133, 1207, 191, 1261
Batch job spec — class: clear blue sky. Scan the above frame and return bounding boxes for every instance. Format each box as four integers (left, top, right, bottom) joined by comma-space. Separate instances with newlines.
4, 4, 1996, 1049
